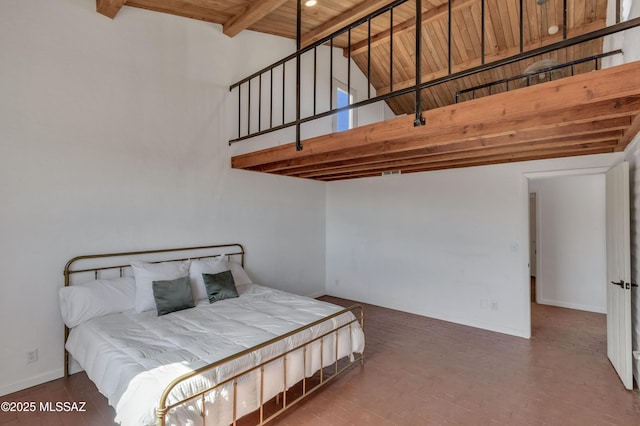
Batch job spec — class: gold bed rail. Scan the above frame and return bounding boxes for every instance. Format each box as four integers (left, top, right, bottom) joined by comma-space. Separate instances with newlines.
156, 304, 365, 426
62, 243, 245, 378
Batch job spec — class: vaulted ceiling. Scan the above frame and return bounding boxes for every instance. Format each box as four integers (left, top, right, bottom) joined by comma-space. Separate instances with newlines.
97, 1, 639, 181
98, 0, 608, 116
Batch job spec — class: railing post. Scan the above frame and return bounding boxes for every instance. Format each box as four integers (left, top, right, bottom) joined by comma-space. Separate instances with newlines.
519, 0, 523, 53
296, 0, 302, 151
414, 0, 425, 127
563, 0, 568, 39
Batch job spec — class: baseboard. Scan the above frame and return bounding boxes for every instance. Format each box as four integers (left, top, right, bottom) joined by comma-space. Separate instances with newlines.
0, 369, 63, 397
537, 298, 606, 314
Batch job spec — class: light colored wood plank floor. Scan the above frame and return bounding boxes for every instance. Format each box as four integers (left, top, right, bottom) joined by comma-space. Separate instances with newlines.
2, 297, 639, 425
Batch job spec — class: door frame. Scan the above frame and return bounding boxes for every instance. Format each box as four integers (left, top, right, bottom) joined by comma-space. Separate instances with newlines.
522, 166, 611, 338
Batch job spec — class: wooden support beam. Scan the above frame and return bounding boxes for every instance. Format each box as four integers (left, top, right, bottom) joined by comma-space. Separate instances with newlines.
285, 119, 631, 177
97, 0, 127, 19
223, 0, 288, 38
232, 62, 640, 171
375, 19, 606, 95
300, 0, 392, 48
257, 110, 635, 173
616, 111, 640, 151
319, 146, 616, 181
348, 0, 475, 57
295, 138, 620, 179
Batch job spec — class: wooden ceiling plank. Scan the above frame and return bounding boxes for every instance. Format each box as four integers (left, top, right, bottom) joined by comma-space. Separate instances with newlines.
291, 135, 622, 178
300, 0, 393, 48
288, 125, 629, 177
317, 145, 616, 181
223, 0, 288, 38
375, 19, 605, 96
126, 0, 231, 24
97, 0, 127, 19
347, 0, 477, 57
267, 114, 633, 174
616, 111, 640, 151
232, 63, 640, 170
379, 146, 616, 176
249, 95, 639, 173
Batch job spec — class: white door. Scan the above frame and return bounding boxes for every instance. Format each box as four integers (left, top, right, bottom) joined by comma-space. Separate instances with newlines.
605, 161, 632, 390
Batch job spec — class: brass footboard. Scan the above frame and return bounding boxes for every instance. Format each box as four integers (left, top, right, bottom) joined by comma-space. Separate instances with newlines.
156, 304, 365, 426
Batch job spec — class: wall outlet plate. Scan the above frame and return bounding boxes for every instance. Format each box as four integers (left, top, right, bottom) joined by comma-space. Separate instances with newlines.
26, 349, 38, 364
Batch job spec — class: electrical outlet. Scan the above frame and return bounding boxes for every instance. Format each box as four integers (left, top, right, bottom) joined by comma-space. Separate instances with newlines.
26, 349, 38, 364
491, 301, 499, 311
480, 298, 489, 309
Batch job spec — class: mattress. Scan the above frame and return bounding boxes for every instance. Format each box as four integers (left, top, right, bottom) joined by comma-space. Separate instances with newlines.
66, 284, 365, 426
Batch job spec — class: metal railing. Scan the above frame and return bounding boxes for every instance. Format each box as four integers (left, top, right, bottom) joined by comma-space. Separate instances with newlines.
229, 0, 637, 150
455, 49, 623, 103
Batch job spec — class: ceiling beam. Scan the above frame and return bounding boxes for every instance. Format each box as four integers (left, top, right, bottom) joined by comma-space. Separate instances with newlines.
286, 119, 631, 177
258, 103, 636, 173
294, 138, 620, 179
616, 110, 640, 151
232, 61, 640, 172
319, 146, 616, 181
97, 0, 127, 19
300, 0, 392, 48
347, 0, 475, 57
375, 19, 606, 96
223, 0, 288, 38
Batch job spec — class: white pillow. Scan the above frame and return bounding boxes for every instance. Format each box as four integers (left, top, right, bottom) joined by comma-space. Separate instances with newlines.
229, 261, 252, 287
59, 276, 135, 328
189, 257, 229, 300
131, 260, 191, 313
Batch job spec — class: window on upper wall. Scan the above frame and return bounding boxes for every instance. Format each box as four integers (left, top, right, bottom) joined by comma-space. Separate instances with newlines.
333, 79, 356, 132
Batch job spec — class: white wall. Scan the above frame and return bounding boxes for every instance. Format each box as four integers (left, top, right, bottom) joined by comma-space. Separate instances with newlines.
529, 175, 607, 313
0, 0, 327, 396
325, 154, 623, 339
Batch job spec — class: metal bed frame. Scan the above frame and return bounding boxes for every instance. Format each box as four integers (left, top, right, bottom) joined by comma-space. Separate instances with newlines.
63, 243, 365, 426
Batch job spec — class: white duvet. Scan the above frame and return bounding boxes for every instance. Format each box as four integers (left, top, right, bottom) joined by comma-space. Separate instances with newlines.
66, 284, 365, 426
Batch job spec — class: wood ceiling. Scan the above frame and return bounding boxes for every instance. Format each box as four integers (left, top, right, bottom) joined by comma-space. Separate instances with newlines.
98, 1, 639, 180
99, 0, 608, 115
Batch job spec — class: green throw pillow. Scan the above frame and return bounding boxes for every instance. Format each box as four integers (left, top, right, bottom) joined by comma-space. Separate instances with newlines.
152, 276, 195, 316
202, 270, 239, 303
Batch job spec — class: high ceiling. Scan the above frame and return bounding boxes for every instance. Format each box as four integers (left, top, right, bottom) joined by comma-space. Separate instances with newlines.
98, 1, 637, 181
99, 1, 608, 116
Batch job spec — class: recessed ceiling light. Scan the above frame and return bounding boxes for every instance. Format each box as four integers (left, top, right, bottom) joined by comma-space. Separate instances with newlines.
305, 0, 317, 6
548, 25, 559, 35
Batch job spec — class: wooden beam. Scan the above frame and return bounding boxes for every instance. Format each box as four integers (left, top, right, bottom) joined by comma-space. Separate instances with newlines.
223, 0, 288, 38
300, 0, 392, 48
258, 110, 635, 174
232, 62, 640, 170
319, 146, 616, 181
348, 0, 475, 57
97, 0, 127, 19
292, 137, 621, 178
375, 19, 606, 95
616, 111, 640, 151
286, 119, 631, 177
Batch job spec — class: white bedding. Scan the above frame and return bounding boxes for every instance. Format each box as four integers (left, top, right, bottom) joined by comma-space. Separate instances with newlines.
66, 284, 365, 426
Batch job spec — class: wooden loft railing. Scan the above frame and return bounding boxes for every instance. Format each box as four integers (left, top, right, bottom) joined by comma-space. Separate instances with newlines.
228, 0, 639, 151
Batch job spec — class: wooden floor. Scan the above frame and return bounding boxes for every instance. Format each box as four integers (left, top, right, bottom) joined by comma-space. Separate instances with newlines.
2, 298, 640, 425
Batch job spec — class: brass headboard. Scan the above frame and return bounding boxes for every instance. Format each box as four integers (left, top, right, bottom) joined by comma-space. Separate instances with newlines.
62, 243, 245, 377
